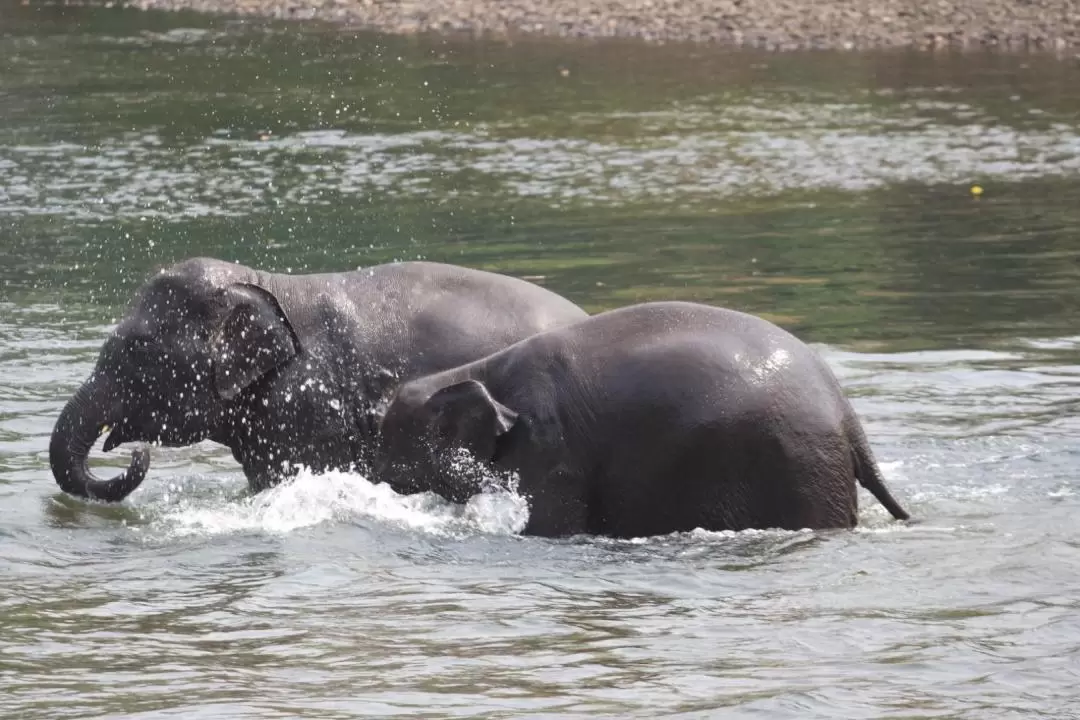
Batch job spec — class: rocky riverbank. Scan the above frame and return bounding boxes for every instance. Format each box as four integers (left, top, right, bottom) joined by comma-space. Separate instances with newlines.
121, 0, 1080, 50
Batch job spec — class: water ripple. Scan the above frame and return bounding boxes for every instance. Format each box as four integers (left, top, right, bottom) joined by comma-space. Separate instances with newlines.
4, 100, 1080, 220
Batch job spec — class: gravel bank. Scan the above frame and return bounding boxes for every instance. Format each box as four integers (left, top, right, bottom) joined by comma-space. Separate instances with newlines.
124, 0, 1080, 50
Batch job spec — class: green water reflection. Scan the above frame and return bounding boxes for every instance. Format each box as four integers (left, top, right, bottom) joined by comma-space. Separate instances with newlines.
3, 0, 1080, 352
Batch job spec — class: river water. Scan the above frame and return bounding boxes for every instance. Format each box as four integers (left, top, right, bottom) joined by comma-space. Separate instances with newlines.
4, 3, 1080, 717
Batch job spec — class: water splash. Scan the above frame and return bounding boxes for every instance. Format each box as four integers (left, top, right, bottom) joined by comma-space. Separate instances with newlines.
143, 466, 530, 539
128, 460, 911, 543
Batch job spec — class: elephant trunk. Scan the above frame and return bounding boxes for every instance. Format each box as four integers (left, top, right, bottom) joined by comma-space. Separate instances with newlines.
49, 380, 150, 502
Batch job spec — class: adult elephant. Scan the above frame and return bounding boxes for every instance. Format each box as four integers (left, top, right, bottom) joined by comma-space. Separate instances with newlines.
50, 257, 587, 502
375, 301, 910, 538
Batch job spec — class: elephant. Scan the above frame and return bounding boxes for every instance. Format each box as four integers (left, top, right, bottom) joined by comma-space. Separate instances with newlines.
374, 301, 910, 538
49, 257, 588, 502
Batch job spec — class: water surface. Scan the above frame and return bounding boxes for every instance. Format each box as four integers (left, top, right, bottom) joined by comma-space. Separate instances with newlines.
3, 3, 1080, 717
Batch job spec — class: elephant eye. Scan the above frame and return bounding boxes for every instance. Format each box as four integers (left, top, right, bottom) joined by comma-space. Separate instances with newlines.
128, 336, 161, 355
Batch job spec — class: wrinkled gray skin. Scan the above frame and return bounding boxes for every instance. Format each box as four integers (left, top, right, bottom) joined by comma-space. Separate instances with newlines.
50, 257, 587, 502
376, 301, 910, 538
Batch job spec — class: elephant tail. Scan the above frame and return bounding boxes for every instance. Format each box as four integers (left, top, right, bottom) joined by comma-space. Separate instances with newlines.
848, 420, 910, 521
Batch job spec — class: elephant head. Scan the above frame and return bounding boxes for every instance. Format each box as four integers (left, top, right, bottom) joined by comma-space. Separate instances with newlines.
50, 260, 300, 502
376, 378, 519, 503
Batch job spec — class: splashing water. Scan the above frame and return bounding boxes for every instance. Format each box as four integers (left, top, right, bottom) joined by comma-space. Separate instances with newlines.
143, 466, 530, 539
131, 454, 916, 544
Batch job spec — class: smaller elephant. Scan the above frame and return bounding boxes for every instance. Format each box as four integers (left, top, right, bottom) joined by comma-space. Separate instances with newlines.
375, 301, 910, 538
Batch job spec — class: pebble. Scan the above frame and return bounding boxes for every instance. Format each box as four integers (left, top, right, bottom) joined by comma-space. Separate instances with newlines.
124, 0, 1080, 50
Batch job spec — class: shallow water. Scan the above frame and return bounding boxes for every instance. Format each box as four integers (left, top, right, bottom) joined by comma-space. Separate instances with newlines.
4, 3, 1080, 717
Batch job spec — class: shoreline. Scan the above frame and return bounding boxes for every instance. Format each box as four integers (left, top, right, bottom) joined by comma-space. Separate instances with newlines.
117, 0, 1080, 51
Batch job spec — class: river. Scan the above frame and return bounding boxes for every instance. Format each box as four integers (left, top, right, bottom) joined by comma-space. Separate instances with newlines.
3, 3, 1080, 717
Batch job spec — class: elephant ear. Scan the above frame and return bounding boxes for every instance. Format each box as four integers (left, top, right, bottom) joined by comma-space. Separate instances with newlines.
211, 283, 299, 400
426, 379, 518, 463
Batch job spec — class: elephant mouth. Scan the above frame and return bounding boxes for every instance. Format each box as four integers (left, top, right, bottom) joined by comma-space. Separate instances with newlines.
101, 421, 139, 453
101, 415, 203, 452
49, 386, 152, 503
101, 420, 172, 452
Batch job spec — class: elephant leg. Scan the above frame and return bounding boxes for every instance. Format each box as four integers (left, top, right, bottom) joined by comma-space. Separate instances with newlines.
519, 468, 593, 537
764, 428, 859, 530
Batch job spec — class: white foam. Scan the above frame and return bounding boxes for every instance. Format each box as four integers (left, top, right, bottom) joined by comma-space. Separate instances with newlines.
146, 466, 529, 539
878, 460, 904, 478
852, 523, 957, 535
137, 457, 917, 542
908, 483, 1011, 502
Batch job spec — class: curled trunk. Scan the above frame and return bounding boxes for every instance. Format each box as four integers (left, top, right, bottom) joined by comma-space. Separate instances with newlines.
49, 382, 150, 502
